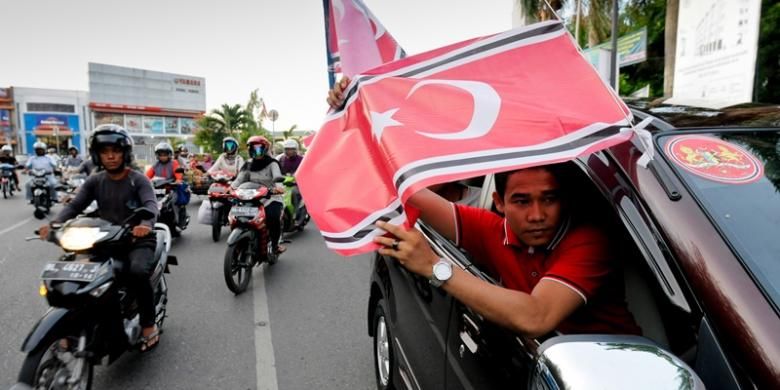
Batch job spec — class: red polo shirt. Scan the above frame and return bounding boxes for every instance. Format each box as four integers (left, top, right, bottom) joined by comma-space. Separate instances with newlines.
453, 203, 641, 335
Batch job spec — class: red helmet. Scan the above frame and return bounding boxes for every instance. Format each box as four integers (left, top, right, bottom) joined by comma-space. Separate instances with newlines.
247, 136, 270, 158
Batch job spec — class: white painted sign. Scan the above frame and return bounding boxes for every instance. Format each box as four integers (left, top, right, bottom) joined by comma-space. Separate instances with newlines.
669, 0, 762, 108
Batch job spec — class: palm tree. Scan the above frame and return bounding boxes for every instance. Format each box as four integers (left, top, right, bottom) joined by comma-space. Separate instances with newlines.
515, 0, 612, 47
203, 104, 254, 134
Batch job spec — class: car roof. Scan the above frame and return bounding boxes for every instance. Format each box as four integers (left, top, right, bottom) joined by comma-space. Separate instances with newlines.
626, 99, 780, 129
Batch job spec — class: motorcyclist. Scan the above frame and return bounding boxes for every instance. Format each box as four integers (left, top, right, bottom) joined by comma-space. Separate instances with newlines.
146, 142, 188, 227
38, 124, 162, 351
46, 147, 61, 166
207, 137, 245, 178
231, 136, 286, 254
62, 146, 83, 168
279, 139, 303, 176
175, 145, 190, 172
25, 142, 58, 203
0, 144, 21, 191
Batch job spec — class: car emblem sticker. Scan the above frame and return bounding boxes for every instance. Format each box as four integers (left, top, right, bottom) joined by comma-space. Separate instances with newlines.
665, 135, 763, 184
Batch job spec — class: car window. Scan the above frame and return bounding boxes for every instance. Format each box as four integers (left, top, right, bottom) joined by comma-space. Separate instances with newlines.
657, 130, 780, 314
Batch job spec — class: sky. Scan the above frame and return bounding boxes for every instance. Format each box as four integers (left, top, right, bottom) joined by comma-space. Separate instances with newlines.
0, 0, 513, 133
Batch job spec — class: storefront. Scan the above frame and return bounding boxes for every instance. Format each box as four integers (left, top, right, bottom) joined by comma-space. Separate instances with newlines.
0, 88, 15, 150
12, 87, 89, 155
88, 63, 205, 167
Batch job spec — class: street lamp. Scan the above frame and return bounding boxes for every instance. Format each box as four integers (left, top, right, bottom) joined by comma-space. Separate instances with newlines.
268, 109, 279, 144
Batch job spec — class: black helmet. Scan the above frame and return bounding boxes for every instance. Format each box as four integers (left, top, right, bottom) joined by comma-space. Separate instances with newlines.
89, 124, 134, 167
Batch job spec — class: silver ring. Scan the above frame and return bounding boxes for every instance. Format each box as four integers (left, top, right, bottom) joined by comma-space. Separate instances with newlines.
391, 239, 400, 251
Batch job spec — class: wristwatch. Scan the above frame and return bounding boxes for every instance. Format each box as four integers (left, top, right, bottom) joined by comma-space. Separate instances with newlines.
429, 258, 453, 288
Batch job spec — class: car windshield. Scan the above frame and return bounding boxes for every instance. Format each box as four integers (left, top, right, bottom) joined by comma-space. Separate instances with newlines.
658, 130, 780, 312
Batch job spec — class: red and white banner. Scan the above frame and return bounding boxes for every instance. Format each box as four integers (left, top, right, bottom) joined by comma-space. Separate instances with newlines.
326, 0, 406, 77
300, 21, 634, 256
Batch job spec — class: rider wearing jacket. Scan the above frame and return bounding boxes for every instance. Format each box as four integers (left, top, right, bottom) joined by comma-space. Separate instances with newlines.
208, 137, 245, 178
39, 124, 162, 351
25, 142, 59, 203
0, 144, 21, 190
231, 136, 286, 254
146, 142, 187, 227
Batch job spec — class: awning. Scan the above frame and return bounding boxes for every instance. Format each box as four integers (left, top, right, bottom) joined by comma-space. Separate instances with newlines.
34, 127, 74, 136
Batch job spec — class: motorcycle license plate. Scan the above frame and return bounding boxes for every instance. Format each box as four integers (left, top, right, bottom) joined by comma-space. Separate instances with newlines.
231, 206, 258, 217
154, 189, 167, 195
41, 262, 101, 282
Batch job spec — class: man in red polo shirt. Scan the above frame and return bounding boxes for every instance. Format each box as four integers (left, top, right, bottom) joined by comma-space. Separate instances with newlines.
374, 164, 640, 337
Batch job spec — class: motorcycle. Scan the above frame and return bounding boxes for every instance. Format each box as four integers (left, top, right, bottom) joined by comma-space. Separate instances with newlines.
151, 177, 189, 237
1, 162, 15, 199
30, 169, 56, 219
281, 175, 310, 234
15, 208, 176, 389
206, 171, 235, 242
223, 179, 283, 294
59, 172, 87, 204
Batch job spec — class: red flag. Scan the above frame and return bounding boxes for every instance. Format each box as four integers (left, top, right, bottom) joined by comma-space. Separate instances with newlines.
299, 21, 634, 256
326, 0, 406, 77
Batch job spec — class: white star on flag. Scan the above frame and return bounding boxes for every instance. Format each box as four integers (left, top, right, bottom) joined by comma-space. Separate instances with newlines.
370, 109, 402, 141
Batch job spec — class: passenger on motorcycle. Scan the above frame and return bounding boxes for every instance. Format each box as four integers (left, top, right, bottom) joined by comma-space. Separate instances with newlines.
0, 144, 21, 190
175, 145, 190, 172
62, 145, 83, 168
38, 124, 163, 351
231, 136, 286, 254
207, 137, 245, 178
279, 139, 305, 229
46, 147, 61, 166
25, 142, 58, 203
146, 142, 188, 226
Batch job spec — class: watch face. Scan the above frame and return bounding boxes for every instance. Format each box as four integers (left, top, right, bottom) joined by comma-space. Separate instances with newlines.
434, 262, 452, 281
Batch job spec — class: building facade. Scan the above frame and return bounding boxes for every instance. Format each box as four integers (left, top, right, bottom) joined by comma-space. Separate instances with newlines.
0, 88, 14, 151
12, 87, 90, 155
88, 63, 206, 167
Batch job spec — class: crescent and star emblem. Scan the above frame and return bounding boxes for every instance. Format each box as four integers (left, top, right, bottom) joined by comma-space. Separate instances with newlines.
370, 79, 501, 141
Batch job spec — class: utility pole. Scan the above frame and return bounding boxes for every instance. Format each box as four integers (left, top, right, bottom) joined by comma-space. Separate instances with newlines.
609, 0, 619, 90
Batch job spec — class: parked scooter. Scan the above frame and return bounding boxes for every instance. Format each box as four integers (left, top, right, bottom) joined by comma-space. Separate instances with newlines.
1, 162, 16, 199
223, 179, 283, 294
30, 169, 56, 219
151, 177, 189, 237
206, 171, 235, 242
281, 174, 310, 234
15, 208, 177, 389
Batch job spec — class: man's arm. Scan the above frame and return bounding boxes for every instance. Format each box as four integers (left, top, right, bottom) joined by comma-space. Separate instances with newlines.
407, 189, 456, 242
374, 221, 584, 337
135, 176, 159, 228
52, 176, 96, 223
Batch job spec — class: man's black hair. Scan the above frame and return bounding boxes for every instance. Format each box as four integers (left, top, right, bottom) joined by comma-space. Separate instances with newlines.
494, 163, 571, 199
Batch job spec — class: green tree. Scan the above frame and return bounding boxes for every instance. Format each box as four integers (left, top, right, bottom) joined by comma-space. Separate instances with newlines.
756, 0, 780, 103
618, 0, 666, 97
194, 103, 255, 153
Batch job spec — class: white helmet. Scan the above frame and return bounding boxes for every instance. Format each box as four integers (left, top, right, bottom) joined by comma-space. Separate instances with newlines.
33, 141, 47, 151
1, 145, 11, 153
283, 139, 299, 150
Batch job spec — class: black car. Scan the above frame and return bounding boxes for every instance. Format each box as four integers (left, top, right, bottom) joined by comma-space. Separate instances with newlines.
367, 103, 780, 389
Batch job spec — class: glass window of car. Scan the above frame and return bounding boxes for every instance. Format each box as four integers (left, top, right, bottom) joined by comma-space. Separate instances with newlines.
657, 130, 780, 314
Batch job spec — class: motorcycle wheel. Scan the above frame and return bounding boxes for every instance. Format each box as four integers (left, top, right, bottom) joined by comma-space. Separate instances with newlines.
224, 237, 253, 294
18, 331, 94, 389
2, 182, 7, 199
33, 196, 45, 219
211, 208, 222, 242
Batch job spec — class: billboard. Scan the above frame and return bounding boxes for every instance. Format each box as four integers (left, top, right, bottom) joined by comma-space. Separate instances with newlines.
23, 113, 81, 154
583, 28, 648, 68
88, 63, 206, 112
669, 0, 762, 108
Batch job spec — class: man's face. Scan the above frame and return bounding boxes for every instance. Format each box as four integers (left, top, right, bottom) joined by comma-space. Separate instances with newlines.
158, 152, 171, 163
492, 168, 563, 247
99, 145, 124, 171
35, 149, 45, 156
180, 149, 188, 157
69, 149, 77, 157
284, 148, 296, 157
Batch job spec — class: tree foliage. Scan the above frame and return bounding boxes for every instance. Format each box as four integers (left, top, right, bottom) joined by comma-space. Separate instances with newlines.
756, 0, 780, 103
194, 99, 271, 155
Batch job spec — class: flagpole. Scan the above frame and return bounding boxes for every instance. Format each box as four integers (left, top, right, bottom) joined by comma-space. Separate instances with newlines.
322, 0, 336, 88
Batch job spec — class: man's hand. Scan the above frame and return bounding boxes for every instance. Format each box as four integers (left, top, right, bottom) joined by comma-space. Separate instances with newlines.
374, 221, 439, 278
132, 225, 152, 238
38, 225, 50, 240
326, 77, 351, 109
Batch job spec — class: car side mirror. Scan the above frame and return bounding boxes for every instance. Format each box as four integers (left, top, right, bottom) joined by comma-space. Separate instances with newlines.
531, 335, 704, 390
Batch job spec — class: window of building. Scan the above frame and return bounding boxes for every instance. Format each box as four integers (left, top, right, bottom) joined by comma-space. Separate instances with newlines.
27, 103, 76, 113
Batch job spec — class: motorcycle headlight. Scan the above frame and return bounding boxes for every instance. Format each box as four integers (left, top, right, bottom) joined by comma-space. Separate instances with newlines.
59, 227, 109, 251
236, 189, 257, 201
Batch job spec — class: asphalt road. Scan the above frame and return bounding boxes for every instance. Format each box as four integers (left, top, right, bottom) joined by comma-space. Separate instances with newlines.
0, 186, 375, 389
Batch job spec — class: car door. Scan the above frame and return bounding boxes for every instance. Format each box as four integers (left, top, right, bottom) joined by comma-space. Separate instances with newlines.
417, 224, 532, 389
380, 225, 454, 390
